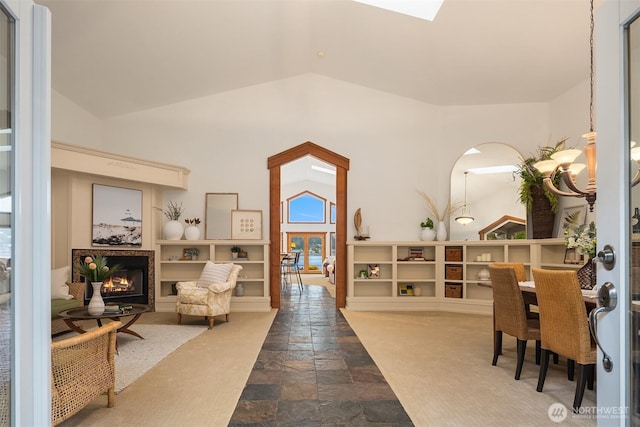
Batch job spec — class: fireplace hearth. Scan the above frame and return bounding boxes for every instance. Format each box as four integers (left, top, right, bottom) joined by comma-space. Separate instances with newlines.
71, 249, 154, 308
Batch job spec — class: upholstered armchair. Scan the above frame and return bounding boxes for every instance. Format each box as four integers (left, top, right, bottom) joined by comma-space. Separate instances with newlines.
176, 263, 242, 329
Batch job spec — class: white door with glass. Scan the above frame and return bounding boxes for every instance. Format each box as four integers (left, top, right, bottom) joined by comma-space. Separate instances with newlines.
593, 0, 640, 425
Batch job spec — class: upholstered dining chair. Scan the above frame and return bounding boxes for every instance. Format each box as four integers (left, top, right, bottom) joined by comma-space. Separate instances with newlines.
176, 262, 242, 329
488, 265, 541, 380
532, 268, 596, 412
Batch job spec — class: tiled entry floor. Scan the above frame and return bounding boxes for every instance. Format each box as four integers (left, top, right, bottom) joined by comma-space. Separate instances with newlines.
229, 284, 414, 426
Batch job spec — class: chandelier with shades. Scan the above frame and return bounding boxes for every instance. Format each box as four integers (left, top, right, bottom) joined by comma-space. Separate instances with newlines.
533, 0, 597, 212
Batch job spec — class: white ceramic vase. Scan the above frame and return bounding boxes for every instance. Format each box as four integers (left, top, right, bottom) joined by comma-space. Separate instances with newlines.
184, 225, 200, 240
88, 282, 105, 316
235, 283, 245, 297
477, 267, 491, 281
420, 228, 436, 241
436, 221, 448, 241
163, 220, 184, 240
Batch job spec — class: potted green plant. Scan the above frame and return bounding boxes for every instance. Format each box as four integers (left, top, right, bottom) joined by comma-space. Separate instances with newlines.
420, 218, 436, 241
517, 138, 567, 239
231, 246, 241, 259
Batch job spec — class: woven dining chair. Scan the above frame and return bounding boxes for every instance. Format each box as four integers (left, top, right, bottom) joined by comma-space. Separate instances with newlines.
488, 265, 541, 380
532, 268, 596, 413
489, 262, 527, 282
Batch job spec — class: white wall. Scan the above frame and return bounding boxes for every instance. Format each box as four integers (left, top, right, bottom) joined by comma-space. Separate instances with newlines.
52, 73, 589, 241
51, 89, 103, 147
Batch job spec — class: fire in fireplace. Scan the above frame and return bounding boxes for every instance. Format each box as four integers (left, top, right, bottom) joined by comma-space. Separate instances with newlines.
71, 249, 155, 308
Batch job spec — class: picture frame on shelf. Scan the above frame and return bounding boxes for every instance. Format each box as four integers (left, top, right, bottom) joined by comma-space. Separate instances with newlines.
182, 247, 199, 261
231, 210, 263, 240
367, 264, 380, 278
564, 248, 583, 264
205, 193, 238, 240
557, 204, 587, 238
92, 184, 142, 247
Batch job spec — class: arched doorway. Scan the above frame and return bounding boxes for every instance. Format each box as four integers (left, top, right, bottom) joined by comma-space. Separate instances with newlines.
268, 142, 349, 308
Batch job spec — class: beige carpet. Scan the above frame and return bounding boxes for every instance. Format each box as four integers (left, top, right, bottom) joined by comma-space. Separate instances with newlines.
342, 310, 596, 426
58, 310, 276, 427
60, 298, 598, 426
300, 273, 336, 298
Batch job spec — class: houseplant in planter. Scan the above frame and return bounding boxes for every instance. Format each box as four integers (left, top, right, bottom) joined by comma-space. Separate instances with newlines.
231, 246, 241, 259
517, 139, 566, 239
76, 255, 122, 316
420, 218, 436, 241
417, 191, 461, 241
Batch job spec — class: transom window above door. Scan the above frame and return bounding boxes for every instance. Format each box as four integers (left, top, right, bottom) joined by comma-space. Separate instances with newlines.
287, 191, 326, 223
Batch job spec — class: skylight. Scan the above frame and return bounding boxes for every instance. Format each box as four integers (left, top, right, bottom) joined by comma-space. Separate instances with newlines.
311, 165, 336, 175
352, 0, 444, 21
467, 165, 519, 175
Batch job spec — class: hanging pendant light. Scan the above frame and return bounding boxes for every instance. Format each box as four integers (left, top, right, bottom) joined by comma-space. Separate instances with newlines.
455, 171, 475, 225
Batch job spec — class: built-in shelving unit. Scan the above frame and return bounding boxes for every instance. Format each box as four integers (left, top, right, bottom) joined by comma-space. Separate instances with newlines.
155, 240, 270, 312
347, 239, 578, 314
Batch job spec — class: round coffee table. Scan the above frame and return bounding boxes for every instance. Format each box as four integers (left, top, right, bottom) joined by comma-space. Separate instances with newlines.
58, 303, 152, 339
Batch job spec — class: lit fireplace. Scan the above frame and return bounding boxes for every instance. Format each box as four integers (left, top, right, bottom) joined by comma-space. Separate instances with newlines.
71, 249, 155, 308
102, 270, 137, 297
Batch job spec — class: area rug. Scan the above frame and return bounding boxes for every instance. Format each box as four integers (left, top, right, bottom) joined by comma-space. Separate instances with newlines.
54, 323, 207, 394
113, 324, 205, 393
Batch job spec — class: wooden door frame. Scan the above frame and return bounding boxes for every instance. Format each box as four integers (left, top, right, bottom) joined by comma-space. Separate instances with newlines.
268, 142, 349, 308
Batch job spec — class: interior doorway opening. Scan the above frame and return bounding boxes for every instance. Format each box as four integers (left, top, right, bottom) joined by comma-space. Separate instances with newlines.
268, 142, 349, 308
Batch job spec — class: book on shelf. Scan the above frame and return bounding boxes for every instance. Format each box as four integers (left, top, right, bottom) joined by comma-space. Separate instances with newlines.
399, 284, 414, 296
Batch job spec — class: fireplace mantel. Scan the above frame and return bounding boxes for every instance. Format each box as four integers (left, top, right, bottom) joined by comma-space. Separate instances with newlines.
52, 141, 190, 189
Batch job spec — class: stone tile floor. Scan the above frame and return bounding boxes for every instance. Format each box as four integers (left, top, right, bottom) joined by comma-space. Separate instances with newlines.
229, 283, 414, 426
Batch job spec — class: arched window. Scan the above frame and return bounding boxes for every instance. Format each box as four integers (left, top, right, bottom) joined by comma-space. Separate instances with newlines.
287, 191, 326, 223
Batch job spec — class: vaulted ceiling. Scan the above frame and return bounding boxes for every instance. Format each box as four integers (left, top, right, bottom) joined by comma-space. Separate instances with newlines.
37, 0, 596, 120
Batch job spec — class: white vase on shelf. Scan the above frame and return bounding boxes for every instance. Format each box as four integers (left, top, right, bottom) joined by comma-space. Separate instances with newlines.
436, 221, 447, 241
477, 267, 491, 281
163, 220, 183, 240
88, 282, 105, 316
184, 225, 200, 240
420, 228, 436, 241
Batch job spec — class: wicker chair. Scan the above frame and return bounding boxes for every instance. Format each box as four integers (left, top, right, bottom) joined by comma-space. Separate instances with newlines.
488, 265, 541, 380
176, 264, 242, 329
51, 320, 120, 426
51, 282, 86, 336
532, 268, 596, 412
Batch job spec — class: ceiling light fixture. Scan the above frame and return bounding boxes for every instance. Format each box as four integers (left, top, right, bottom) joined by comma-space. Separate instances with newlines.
533, 0, 597, 212
455, 171, 474, 225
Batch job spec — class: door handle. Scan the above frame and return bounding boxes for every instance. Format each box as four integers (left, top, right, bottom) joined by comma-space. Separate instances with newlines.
588, 282, 617, 372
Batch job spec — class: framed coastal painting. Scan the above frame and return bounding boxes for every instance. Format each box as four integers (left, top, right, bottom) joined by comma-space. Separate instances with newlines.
92, 184, 142, 247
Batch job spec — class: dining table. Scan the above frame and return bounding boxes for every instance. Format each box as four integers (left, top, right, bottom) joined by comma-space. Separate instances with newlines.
517, 280, 598, 312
